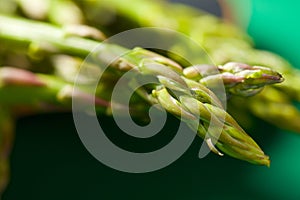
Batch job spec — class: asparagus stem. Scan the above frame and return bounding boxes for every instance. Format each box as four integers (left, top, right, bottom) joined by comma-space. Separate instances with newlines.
0, 67, 111, 109
0, 15, 98, 57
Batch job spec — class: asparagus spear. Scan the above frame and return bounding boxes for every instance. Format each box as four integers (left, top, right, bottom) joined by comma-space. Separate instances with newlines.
0, 15, 281, 165
184, 62, 283, 97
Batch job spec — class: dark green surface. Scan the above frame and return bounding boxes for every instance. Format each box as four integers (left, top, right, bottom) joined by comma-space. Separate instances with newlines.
3, 113, 300, 200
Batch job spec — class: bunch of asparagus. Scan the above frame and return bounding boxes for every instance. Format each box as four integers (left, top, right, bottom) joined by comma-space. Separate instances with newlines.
66, 0, 300, 132
6, 0, 298, 131
0, 0, 297, 195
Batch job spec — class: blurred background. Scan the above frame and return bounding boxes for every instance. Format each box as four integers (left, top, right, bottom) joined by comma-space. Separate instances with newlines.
2, 0, 300, 199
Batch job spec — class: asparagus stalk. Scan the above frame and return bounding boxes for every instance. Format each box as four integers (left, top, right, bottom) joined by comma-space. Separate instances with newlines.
0, 66, 117, 112
0, 15, 98, 57
0, 15, 279, 165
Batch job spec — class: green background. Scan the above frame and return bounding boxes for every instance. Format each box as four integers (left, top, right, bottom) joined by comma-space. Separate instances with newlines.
226, 0, 300, 68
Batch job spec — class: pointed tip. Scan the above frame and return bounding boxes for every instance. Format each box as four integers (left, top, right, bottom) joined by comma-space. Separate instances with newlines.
245, 148, 271, 167
260, 154, 271, 167
261, 72, 284, 84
